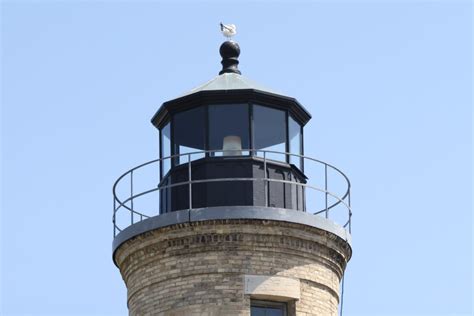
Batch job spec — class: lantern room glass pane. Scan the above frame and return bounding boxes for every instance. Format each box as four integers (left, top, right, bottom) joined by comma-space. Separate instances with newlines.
161, 122, 171, 177
289, 115, 302, 169
253, 105, 287, 162
173, 107, 206, 165
209, 104, 249, 156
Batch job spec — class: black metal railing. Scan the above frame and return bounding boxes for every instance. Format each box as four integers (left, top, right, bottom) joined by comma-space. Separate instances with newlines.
112, 149, 352, 237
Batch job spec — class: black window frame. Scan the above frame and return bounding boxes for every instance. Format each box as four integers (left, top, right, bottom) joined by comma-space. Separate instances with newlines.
250, 300, 287, 316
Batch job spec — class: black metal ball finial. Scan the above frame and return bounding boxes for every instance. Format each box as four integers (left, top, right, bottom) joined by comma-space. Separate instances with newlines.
219, 41, 241, 75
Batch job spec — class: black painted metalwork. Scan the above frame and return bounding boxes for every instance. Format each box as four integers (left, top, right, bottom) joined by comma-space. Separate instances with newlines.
113, 38, 353, 251
157, 103, 304, 174
151, 90, 311, 130
219, 41, 241, 75
112, 149, 352, 239
158, 156, 306, 213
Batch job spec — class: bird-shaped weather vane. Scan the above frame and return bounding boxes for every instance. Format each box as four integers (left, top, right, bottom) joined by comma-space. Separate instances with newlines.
220, 22, 236, 39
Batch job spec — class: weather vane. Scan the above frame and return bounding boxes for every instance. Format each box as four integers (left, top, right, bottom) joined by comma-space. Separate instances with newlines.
220, 22, 237, 40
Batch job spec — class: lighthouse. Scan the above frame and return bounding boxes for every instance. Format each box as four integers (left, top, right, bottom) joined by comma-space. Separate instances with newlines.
112, 38, 352, 316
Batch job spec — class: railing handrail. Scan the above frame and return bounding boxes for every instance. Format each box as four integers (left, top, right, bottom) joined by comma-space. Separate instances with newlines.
113, 149, 352, 237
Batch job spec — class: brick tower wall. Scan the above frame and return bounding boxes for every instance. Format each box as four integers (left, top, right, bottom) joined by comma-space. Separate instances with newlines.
114, 219, 352, 316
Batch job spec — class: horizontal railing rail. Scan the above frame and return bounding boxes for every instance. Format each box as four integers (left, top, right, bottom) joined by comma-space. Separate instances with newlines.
113, 149, 352, 237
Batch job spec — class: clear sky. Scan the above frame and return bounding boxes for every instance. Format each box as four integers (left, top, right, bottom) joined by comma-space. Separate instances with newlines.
1, 1, 472, 315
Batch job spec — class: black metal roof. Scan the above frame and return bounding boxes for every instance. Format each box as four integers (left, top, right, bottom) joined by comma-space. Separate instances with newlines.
151, 73, 312, 129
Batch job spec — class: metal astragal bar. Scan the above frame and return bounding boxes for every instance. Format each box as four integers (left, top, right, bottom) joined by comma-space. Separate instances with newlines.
188, 154, 192, 210
263, 151, 268, 207
130, 171, 134, 224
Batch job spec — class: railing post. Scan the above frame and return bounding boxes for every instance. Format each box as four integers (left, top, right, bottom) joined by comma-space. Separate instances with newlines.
302, 156, 306, 212
113, 197, 116, 238
188, 154, 192, 210
348, 190, 352, 233
130, 171, 134, 225
348, 189, 351, 208
263, 151, 268, 207
325, 164, 328, 219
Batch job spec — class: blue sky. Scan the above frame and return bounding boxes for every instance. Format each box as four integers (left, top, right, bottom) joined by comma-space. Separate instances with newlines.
1, 1, 472, 315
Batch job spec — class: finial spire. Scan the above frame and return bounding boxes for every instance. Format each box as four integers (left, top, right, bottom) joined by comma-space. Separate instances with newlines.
219, 41, 241, 75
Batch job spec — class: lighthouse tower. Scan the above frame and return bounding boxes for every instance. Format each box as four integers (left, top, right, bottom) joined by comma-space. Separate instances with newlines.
112, 39, 352, 316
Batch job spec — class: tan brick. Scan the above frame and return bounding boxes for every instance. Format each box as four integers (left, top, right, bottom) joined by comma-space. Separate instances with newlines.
114, 219, 351, 316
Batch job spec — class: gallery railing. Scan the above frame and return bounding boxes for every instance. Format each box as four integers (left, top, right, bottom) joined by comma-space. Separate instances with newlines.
112, 149, 352, 237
